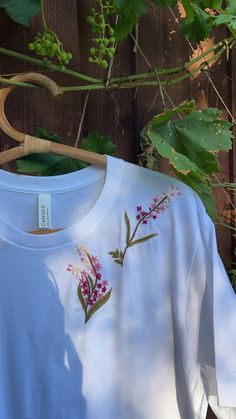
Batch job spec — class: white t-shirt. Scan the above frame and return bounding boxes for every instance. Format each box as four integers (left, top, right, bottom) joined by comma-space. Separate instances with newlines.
0, 154, 235, 419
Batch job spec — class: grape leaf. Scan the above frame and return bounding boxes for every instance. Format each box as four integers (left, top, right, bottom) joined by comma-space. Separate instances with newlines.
0, 0, 41, 27
152, 0, 177, 6
16, 129, 116, 175
113, 0, 147, 41
215, 13, 236, 31
35, 127, 61, 143
80, 131, 116, 155
181, 0, 194, 22
174, 109, 233, 152
174, 169, 218, 220
143, 101, 234, 219
226, 0, 236, 15
180, 4, 215, 41
197, 0, 223, 7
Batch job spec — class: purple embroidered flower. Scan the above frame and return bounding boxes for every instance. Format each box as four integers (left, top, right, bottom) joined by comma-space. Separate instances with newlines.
66, 245, 112, 323
108, 185, 181, 266
136, 185, 181, 224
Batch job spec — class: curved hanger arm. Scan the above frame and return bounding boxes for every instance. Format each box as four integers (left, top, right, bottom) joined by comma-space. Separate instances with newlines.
0, 72, 107, 167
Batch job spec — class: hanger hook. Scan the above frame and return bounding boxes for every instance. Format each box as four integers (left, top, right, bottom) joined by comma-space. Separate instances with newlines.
0, 72, 64, 143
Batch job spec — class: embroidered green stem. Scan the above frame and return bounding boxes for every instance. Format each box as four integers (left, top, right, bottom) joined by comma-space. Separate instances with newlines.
121, 195, 168, 266
109, 194, 169, 267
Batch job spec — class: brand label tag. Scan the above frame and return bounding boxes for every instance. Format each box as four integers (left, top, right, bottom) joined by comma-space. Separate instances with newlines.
38, 194, 52, 229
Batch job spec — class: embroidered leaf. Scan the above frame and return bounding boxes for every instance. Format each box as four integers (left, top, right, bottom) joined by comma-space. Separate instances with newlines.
87, 274, 94, 294
108, 248, 120, 258
85, 288, 112, 322
129, 233, 158, 247
77, 284, 86, 312
124, 211, 131, 244
119, 250, 124, 257
114, 259, 123, 265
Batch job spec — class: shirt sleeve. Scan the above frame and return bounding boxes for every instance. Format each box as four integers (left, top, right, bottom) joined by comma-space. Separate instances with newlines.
187, 195, 236, 413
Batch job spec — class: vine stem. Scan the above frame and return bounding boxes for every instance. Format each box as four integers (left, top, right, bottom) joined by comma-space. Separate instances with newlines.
0, 38, 232, 90
58, 46, 226, 92
41, 0, 48, 31
0, 47, 102, 84
0, 46, 223, 92
1, 43, 225, 93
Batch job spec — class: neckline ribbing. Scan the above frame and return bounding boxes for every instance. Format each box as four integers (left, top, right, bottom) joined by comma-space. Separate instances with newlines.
0, 154, 124, 249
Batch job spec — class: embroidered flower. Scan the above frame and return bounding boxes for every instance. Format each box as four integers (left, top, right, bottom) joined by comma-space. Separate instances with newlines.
66, 246, 112, 324
108, 185, 181, 267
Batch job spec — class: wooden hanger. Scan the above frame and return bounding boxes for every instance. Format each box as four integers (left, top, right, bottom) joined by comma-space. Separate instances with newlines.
0, 72, 107, 235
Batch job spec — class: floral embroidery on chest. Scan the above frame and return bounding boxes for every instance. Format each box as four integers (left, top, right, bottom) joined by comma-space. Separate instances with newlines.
65, 185, 181, 324
108, 185, 181, 266
66, 245, 111, 324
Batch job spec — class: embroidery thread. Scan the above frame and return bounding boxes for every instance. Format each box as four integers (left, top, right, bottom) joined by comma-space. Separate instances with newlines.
66, 245, 112, 323
108, 185, 181, 267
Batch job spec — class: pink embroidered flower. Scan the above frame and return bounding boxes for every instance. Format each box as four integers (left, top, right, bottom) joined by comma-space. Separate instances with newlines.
66, 246, 112, 324
108, 185, 181, 266
136, 185, 181, 225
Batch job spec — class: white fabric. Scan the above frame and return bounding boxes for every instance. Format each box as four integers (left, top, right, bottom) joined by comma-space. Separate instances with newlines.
0, 154, 235, 419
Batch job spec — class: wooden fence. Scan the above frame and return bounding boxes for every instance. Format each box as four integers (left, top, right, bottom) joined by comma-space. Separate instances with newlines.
0, 2, 235, 418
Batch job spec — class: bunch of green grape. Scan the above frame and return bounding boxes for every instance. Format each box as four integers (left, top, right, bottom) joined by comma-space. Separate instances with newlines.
86, 0, 117, 69
28, 31, 73, 70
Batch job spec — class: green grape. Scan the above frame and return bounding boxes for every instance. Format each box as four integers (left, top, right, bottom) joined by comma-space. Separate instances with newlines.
35, 43, 43, 51
44, 39, 52, 47
89, 47, 96, 55
109, 47, 115, 54
28, 42, 35, 51
51, 43, 58, 52
47, 49, 55, 57
87, 0, 117, 69
88, 57, 94, 63
40, 48, 47, 56
28, 27, 73, 68
87, 16, 95, 25
60, 51, 67, 61
100, 59, 108, 68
